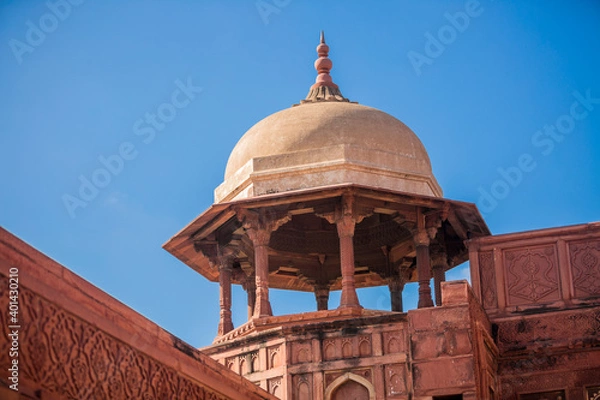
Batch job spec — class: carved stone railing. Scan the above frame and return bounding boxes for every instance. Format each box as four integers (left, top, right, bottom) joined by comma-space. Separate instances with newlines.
468, 222, 600, 315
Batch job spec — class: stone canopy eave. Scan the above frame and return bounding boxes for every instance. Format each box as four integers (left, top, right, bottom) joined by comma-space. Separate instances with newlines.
163, 183, 491, 287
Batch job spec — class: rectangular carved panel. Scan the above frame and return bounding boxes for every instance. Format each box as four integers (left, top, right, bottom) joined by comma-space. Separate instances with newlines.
519, 390, 566, 400
358, 335, 372, 357
496, 308, 600, 353
569, 239, 600, 299
479, 251, 498, 309
382, 330, 406, 355
293, 374, 312, 400
267, 377, 282, 398
291, 340, 312, 364
322, 338, 338, 361
504, 245, 560, 306
384, 364, 407, 396
267, 345, 283, 369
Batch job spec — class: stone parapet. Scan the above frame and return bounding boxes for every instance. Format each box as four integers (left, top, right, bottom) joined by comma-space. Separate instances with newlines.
0, 228, 275, 400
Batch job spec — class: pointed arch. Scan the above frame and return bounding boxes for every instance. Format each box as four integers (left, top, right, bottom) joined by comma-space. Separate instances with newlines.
324, 372, 376, 400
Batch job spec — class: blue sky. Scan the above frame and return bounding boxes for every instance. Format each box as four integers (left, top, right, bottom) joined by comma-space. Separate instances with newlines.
1, 1, 598, 347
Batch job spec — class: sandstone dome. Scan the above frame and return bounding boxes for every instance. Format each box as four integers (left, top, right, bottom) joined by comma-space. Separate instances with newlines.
214, 35, 442, 203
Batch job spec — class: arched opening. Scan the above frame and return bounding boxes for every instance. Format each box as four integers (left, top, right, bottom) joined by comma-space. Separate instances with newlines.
324, 373, 376, 400
332, 380, 369, 399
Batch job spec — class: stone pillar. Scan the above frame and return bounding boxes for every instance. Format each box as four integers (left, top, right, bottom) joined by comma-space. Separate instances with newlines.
244, 274, 256, 320
415, 229, 434, 308
388, 277, 405, 312
246, 227, 273, 317
314, 284, 330, 311
336, 210, 361, 309
239, 209, 291, 318
217, 258, 234, 335
432, 256, 447, 307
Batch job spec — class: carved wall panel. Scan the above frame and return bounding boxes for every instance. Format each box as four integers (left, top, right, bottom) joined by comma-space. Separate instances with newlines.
0, 277, 229, 400
291, 341, 312, 364
358, 335, 372, 357
479, 251, 498, 309
267, 377, 282, 398
569, 239, 600, 298
240, 357, 249, 375
383, 331, 406, 354
341, 338, 353, 358
293, 374, 312, 400
496, 308, 600, 353
268, 345, 282, 369
384, 364, 407, 396
250, 352, 259, 373
226, 357, 239, 374
323, 339, 338, 361
504, 245, 560, 306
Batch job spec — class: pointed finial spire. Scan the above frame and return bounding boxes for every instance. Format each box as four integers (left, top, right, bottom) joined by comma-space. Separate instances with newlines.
298, 31, 351, 105
312, 30, 336, 89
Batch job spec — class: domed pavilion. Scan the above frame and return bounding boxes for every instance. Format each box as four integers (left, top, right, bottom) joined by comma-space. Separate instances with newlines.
165, 32, 488, 326
164, 32, 493, 398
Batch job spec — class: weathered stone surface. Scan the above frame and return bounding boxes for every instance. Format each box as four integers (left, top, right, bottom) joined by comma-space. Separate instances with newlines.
468, 223, 600, 400
202, 281, 496, 399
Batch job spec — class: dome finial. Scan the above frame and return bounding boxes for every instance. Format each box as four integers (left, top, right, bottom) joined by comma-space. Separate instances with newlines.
299, 31, 350, 105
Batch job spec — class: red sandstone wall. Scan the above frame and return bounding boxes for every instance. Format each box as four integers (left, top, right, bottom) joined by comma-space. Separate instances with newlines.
468, 223, 600, 400
203, 281, 498, 400
0, 228, 275, 400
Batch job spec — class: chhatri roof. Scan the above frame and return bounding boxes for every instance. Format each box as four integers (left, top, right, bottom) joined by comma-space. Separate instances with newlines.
164, 33, 490, 294
216, 32, 442, 203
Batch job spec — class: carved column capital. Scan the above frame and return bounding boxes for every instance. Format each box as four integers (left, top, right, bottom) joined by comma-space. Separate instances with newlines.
314, 283, 331, 311
237, 208, 291, 246
336, 214, 356, 238
414, 229, 431, 247
317, 194, 372, 236
245, 226, 272, 247
430, 250, 449, 268
387, 277, 405, 293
